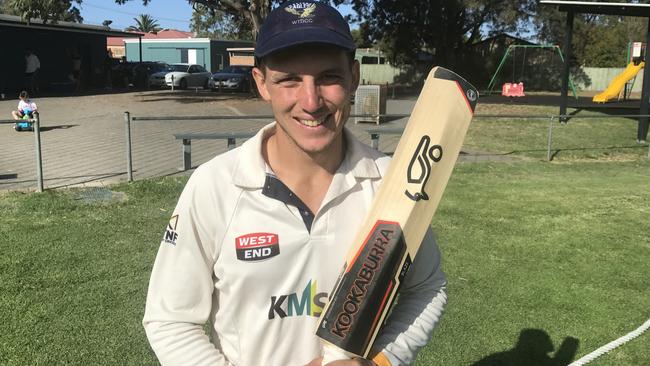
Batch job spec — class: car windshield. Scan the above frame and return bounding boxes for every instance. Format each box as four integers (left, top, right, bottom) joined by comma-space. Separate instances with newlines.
170, 64, 189, 72
219, 67, 248, 74
151, 63, 170, 72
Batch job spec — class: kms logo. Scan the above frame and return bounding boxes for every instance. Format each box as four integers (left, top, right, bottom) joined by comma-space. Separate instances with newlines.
268, 280, 328, 320
235, 232, 280, 261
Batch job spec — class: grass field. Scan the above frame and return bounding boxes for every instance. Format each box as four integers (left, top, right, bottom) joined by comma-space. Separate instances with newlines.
1, 110, 649, 365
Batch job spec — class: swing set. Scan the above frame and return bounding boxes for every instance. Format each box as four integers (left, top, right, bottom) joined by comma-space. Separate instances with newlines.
486, 44, 579, 98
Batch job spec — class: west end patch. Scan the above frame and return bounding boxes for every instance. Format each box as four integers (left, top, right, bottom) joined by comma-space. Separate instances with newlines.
235, 232, 280, 261
163, 215, 179, 245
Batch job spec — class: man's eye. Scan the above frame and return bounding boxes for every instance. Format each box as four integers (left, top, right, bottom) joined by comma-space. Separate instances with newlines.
320, 74, 343, 84
278, 76, 300, 84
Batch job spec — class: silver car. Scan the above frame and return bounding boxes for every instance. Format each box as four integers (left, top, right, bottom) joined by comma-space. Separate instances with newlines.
164, 63, 212, 89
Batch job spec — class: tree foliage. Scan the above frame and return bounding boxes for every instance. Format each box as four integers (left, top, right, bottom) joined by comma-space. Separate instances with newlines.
534, 4, 647, 68
190, 3, 252, 40
6, 0, 83, 23
125, 13, 162, 32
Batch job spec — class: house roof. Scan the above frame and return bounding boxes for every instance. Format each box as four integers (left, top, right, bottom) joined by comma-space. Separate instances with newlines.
108, 29, 194, 47
0, 13, 140, 38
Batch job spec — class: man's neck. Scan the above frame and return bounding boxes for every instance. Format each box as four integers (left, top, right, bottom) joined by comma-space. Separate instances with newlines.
263, 127, 346, 214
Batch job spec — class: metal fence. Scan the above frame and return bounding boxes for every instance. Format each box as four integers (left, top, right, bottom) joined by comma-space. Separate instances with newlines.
123, 112, 650, 182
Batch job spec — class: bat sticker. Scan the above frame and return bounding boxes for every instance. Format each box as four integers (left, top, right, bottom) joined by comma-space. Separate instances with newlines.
405, 135, 443, 201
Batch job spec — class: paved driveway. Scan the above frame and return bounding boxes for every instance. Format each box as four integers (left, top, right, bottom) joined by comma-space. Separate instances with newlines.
0, 90, 416, 191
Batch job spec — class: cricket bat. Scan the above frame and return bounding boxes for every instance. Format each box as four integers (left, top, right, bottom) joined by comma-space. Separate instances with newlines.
316, 66, 478, 362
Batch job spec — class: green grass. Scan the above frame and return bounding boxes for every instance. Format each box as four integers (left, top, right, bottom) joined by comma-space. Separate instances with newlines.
1, 162, 648, 365
1, 114, 649, 365
0, 179, 182, 365
467, 113, 649, 161
417, 160, 650, 365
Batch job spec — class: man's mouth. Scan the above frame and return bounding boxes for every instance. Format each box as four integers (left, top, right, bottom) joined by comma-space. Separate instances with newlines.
297, 115, 329, 127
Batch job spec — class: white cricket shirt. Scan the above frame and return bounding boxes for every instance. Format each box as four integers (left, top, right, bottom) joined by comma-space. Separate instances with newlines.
143, 123, 447, 366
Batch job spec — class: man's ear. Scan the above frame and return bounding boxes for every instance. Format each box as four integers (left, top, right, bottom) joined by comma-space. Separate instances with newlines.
252, 67, 271, 101
351, 60, 360, 95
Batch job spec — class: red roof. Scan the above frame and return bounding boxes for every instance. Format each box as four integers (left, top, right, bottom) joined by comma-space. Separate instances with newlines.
107, 29, 194, 46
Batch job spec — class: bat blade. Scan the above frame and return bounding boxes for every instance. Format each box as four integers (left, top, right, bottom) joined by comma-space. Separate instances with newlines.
316, 66, 478, 359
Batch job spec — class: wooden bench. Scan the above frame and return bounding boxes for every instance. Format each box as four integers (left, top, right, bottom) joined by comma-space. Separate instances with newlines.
174, 132, 255, 170
366, 127, 404, 150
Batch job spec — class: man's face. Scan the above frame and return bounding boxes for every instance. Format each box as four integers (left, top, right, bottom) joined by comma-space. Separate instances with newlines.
253, 46, 359, 156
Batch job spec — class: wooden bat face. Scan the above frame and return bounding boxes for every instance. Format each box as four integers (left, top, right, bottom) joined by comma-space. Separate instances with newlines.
317, 66, 478, 358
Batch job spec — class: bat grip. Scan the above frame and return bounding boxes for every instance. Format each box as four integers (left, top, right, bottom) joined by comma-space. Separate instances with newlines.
321, 344, 352, 365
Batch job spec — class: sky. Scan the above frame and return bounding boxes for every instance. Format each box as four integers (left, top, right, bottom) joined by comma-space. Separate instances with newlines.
78, 0, 355, 32
79, 0, 194, 31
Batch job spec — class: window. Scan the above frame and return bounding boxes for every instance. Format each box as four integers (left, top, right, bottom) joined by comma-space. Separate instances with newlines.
361, 56, 379, 65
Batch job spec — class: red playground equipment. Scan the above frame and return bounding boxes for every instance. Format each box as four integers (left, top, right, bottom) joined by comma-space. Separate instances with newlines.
502, 82, 525, 97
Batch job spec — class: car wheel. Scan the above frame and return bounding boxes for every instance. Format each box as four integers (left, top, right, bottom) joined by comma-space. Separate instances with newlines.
179, 78, 187, 90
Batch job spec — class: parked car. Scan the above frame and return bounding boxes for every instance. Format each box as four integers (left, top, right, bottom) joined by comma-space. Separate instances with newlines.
208, 66, 254, 93
111, 61, 170, 89
148, 63, 174, 88
164, 63, 212, 89
141, 62, 172, 88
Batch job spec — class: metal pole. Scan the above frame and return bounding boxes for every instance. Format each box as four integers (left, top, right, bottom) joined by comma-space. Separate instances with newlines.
171, 75, 175, 92
33, 111, 44, 192
560, 11, 574, 123
547, 116, 555, 161
638, 17, 650, 142
124, 111, 133, 182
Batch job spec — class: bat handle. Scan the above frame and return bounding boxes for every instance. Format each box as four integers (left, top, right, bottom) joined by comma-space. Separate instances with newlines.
321, 344, 352, 365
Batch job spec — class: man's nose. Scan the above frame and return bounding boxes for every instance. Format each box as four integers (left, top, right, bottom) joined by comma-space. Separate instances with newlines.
299, 79, 322, 112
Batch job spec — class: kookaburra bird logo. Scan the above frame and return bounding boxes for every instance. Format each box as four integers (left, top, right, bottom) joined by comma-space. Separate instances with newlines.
285, 3, 317, 18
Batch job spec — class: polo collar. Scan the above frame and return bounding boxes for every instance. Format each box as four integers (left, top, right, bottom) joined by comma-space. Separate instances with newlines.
231, 122, 382, 189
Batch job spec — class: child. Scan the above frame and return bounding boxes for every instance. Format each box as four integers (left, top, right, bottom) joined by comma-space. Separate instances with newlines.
11, 90, 37, 131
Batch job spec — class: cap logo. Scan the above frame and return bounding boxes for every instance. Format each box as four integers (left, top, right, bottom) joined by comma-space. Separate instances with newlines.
285, 3, 317, 24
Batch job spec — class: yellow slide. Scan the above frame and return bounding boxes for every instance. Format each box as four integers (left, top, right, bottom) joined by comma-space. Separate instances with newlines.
593, 61, 645, 103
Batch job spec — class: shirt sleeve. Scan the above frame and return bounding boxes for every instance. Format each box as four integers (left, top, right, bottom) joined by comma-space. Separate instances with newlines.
142, 170, 233, 365
370, 228, 448, 366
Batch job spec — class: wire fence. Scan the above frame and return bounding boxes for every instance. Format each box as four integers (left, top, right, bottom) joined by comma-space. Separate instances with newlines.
5, 112, 649, 192
124, 112, 650, 182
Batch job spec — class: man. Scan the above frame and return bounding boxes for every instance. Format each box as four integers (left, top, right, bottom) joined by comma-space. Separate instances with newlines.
143, 1, 447, 365
24, 48, 40, 95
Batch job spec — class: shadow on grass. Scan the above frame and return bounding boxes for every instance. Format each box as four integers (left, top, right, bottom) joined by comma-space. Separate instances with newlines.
472, 329, 578, 366
0, 172, 127, 190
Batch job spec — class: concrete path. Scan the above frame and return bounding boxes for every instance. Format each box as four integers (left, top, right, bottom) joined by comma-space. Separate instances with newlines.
0, 90, 506, 192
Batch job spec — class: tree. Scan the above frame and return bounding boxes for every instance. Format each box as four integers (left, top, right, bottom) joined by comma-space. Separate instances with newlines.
126, 13, 162, 32
190, 3, 252, 40
363, 0, 536, 67
534, 4, 647, 68
5, 0, 83, 23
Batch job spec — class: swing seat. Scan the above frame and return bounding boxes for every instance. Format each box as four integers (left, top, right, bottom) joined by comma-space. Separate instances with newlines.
502, 82, 525, 97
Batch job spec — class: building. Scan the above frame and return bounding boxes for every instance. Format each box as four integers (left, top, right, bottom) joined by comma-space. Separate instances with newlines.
355, 48, 402, 85
107, 29, 194, 60
0, 14, 139, 93
123, 36, 254, 72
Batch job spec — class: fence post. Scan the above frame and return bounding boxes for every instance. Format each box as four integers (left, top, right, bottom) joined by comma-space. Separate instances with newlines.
33, 111, 44, 192
124, 112, 133, 182
547, 116, 555, 161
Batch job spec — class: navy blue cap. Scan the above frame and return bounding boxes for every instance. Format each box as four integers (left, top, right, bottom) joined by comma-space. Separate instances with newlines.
255, 0, 356, 58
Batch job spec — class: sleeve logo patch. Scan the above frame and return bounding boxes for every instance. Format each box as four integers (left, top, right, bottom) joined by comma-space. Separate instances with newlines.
235, 233, 280, 261
163, 215, 179, 245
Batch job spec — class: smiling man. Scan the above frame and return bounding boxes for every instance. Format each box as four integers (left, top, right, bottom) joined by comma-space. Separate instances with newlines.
143, 1, 447, 366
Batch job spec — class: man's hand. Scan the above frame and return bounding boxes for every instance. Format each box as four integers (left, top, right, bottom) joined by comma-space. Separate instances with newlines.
305, 357, 377, 366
